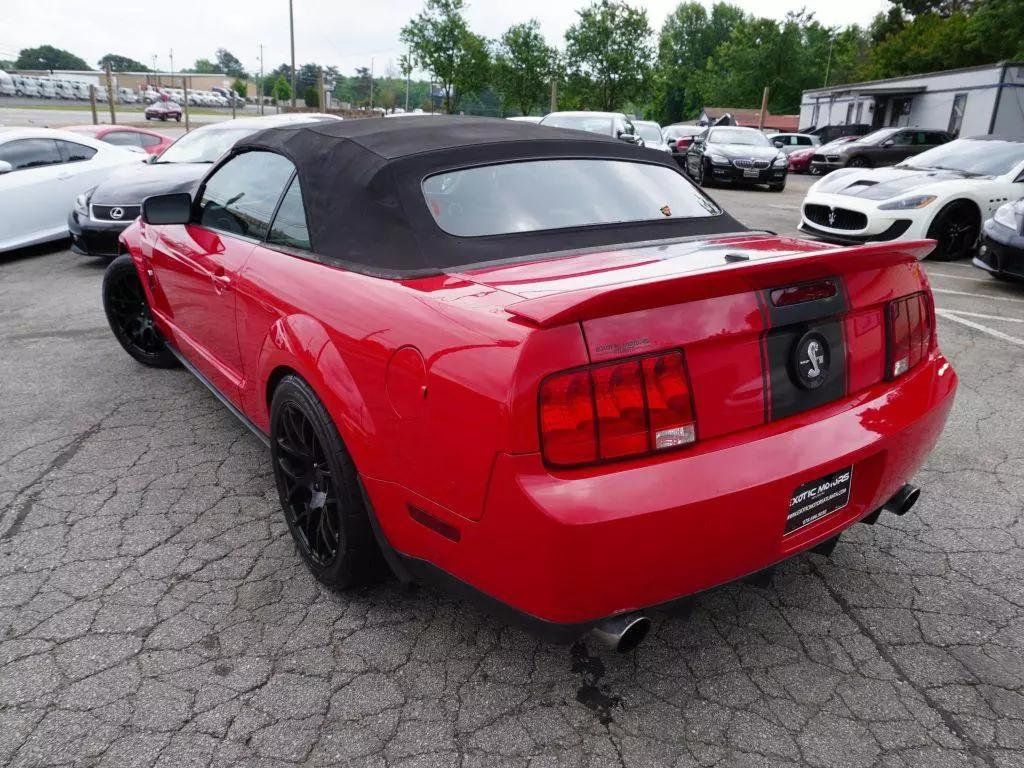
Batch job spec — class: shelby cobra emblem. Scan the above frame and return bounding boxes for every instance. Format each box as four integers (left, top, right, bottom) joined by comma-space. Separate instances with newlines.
792, 331, 830, 390
109, 207, 125, 220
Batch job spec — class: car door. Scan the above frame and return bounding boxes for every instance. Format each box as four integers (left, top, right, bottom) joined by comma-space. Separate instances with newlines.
0, 138, 69, 247
147, 150, 296, 404
884, 130, 917, 164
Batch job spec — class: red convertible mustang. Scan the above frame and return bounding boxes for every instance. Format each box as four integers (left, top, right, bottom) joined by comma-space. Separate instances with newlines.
104, 117, 957, 652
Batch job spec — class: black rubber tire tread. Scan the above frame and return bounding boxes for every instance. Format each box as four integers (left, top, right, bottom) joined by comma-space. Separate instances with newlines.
102, 254, 178, 368
926, 201, 980, 262
270, 374, 383, 589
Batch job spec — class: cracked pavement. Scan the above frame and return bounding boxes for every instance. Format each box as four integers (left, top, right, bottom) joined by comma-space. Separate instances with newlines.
1, 185, 1022, 767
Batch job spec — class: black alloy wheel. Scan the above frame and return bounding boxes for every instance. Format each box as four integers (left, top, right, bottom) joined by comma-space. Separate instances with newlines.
847, 156, 870, 168
102, 255, 178, 368
270, 375, 381, 588
927, 202, 980, 261
698, 159, 714, 187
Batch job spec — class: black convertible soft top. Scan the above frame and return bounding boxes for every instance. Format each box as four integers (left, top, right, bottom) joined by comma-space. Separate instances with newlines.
234, 116, 745, 276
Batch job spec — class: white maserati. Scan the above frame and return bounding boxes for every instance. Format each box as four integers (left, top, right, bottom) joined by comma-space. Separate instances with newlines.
0, 128, 144, 253
799, 136, 1024, 260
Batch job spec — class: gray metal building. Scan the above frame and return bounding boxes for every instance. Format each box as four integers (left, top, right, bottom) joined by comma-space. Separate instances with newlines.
800, 62, 1024, 137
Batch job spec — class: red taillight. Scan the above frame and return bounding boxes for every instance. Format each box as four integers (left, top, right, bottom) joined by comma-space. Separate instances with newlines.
886, 292, 934, 379
539, 350, 696, 468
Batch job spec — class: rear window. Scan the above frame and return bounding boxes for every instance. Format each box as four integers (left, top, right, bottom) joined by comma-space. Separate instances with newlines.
422, 159, 720, 237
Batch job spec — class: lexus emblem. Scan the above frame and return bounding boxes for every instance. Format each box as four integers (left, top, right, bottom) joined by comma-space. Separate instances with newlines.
827, 208, 836, 226
109, 206, 124, 220
791, 331, 831, 390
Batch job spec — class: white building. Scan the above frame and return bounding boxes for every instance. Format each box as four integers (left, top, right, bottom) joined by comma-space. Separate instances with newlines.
800, 62, 1024, 137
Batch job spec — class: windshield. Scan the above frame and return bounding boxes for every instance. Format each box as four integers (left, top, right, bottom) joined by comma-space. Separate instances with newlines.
856, 128, 899, 145
540, 114, 614, 136
709, 128, 770, 147
898, 139, 1024, 176
157, 126, 256, 164
423, 159, 720, 237
635, 123, 663, 144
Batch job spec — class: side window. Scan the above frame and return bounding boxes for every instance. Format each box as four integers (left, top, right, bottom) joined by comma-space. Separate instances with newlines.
267, 176, 311, 251
0, 138, 63, 170
103, 131, 142, 147
797, 136, 812, 146
198, 151, 295, 240
139, 134, 163, 148
927, 132, 949, 145
56, 141, 97, 162
892, 132, 914, 146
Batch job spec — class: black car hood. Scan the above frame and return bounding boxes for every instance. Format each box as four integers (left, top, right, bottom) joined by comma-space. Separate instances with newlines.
711, 143, 780, 161
90, 162, 208, 205
814, 166, 979, 200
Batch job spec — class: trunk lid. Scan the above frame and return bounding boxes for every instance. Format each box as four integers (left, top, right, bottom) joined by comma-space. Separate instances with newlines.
456, 233, 936, 443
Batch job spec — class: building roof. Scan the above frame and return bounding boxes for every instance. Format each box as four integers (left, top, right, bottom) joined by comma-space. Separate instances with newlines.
802, 61, 1020, 96
700, 107, 800, 131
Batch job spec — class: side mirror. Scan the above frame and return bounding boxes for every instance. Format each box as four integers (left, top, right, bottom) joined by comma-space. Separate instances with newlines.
773, 140, 784, 148
142, 192, 192, 225
0, 160, 13, 175
882, 139, 895, 147
616, 131, 640, 145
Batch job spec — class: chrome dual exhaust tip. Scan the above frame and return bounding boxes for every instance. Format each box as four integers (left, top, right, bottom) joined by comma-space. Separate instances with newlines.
589, 613, 651, 653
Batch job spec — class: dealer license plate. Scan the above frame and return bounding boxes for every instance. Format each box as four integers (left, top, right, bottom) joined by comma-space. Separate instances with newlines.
743, 168, 760, 178
785, 467, 853, 534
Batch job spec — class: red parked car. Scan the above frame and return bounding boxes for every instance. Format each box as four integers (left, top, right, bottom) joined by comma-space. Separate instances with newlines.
104, 118, 957, 651
791, 135, 860, 174
144, 100, 182, 122
65, 124, 174, 156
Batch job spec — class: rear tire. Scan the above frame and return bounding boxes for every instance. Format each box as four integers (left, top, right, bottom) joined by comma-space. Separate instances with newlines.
102, 254, 178, 368
847, 156, 870, 168
927, 202, 980, 261
270, 375, 382, 589
698, 160, 714, 187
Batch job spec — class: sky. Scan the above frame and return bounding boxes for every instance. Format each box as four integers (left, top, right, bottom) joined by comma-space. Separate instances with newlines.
2, 0, 891, 78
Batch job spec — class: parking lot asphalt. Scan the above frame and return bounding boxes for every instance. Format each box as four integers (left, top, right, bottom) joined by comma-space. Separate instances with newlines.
1, 177, 1023, 768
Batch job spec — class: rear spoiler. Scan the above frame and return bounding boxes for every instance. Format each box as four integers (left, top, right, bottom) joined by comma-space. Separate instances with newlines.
505, 239, 935, 328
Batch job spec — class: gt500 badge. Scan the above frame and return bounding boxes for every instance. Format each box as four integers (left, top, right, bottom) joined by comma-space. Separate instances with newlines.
786, 467, 853, 534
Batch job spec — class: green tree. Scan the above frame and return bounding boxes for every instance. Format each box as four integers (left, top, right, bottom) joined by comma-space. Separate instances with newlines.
492, 20, 555, 116
965, 0, 1024, 60
190, 58, 218, 74
15, 45, 88, 70
651, 2, 744, 123
563, 0, 654, 112
216, 48, 246, 78
865, 11, 975, 79
303, 85, 320, 107
273, 75, 292, 103
401, 0, 491, 113
97, 53, 149, 72
231, 78, 248, 98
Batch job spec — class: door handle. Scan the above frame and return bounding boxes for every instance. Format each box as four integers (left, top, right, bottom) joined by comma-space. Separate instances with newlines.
211, 273, 231, 292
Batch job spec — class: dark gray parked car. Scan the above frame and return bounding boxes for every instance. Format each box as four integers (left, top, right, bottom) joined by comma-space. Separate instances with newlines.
810, 127, 951, 173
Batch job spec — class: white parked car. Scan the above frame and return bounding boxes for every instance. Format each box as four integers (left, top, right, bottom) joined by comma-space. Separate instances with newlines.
36, 78, 57, 99
634, 119, 672, 153
0, 129, 144, 253
13, 75, 41, 97
118, 87, 138, 104
799, 135, 1024, 260
0, 71, 15, 97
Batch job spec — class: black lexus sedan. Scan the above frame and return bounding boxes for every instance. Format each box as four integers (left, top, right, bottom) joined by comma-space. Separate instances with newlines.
69, 113, 341, 258
684, 126, 788, 191
975, 198, 1024, 281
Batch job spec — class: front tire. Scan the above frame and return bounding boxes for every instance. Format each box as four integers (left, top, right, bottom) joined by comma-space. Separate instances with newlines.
927, 202, 980, 261
769, 179, 786, 192
847, 156, 870, 168
102, 254, 178, 368
697, 160, 714, 187
270, 375, 381, 589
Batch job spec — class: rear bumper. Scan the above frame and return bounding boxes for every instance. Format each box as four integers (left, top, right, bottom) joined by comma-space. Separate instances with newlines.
367, 353, 957, 629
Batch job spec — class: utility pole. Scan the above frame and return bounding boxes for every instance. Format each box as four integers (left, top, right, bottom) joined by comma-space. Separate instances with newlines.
289, 0, 296, 108
169, 48, 174, 81
89, 84, 98, 125
258, 43, 265, 115
823, 36, 834, 88
104, 64, 116, 124
317, 67, 324, 111
549, 78, 557, 114
758, 86, 770, 130
182, 74, 190, 132
369, 57, 374, 110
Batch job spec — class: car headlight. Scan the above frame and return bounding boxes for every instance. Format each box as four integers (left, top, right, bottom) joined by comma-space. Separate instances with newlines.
993, 202, 1020, 232
878, 195, 937, 211
74, 190, 93, 217
709, 154, 729, 165
773, 155, 787, 167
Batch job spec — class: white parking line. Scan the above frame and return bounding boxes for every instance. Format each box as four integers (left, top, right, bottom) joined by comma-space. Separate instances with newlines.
935, 309, 1024, 347
932, 288, 1024, 304
927, 272, 992, 283
940, 309, 1024, 323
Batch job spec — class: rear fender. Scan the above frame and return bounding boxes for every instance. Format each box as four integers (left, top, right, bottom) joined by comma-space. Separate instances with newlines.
254, 314, 376, 471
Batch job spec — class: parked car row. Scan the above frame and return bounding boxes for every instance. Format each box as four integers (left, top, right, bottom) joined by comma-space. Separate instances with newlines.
140, 85, 245, 108
0, 70, 139, 103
